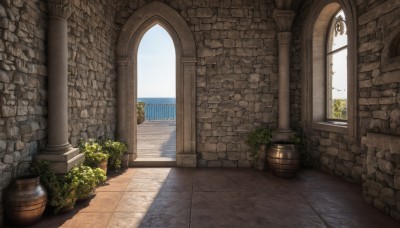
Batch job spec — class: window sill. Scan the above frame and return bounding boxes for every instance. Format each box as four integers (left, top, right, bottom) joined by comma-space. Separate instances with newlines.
312, 121, 348, 135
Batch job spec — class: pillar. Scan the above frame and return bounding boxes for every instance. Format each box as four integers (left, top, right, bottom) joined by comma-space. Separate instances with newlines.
273, 9, 295, 141
36, 0, 84, 173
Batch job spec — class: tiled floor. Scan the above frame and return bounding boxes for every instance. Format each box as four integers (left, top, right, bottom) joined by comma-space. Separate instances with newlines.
12, 168, 400, 228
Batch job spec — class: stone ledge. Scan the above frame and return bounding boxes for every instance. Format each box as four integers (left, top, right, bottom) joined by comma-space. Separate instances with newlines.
35, 148, 85, 173
363, 133, 400, 154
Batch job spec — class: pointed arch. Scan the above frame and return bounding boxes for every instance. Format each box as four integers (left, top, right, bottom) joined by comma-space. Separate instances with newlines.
116, 1, 197, 167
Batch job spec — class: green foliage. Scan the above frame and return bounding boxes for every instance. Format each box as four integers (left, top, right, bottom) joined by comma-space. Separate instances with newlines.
101, 140, 127, 170
137, 102, 145, 124
245, 126, 272, 162
67, 165, 107, 200
79, 139, 109, 167
331, 99, 347, 120
33, 161, 78, 214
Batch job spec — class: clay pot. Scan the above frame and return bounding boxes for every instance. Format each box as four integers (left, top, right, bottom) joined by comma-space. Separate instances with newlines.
5, 175, 47, 226
97, 160, 108, 174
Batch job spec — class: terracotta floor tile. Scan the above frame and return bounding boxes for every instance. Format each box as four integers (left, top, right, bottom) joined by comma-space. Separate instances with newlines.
96, 178, 130, 192
78, 192, 123, 213
125, 178, 165, 192
115, 192, 158, 213
60, 212, 112, 228
107, 212, 145, 228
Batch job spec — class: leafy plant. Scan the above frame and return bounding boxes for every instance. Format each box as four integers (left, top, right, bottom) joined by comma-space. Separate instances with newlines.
137, 102, 145, 124
67, 165, 107, 200
80, 139, 109, 167
331, 99, 347, 119
245, 126, 272, 162
33, 161, 78, 214
101, 140, 127, 170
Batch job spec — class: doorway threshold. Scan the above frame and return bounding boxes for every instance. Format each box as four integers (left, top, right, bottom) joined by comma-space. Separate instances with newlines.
131, 157, 176, 167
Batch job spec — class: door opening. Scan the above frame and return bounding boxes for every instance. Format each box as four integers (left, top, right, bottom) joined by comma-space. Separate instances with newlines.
136, 24, 176, 163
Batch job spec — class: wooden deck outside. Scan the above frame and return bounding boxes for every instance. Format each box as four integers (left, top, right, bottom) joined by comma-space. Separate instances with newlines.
136, 120, 176, 162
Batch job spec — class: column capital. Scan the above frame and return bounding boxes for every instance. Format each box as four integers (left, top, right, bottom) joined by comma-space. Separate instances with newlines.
277, 32, 292, 46
273, 10, 295, 32
48, 0, 71, 19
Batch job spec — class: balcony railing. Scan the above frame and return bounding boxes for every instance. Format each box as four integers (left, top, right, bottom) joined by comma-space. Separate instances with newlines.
144, 104, 176, 121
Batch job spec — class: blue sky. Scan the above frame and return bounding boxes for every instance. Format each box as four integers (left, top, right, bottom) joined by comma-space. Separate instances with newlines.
137, 24, 176, 98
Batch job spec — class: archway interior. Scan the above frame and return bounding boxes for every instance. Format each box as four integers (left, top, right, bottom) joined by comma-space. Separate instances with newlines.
136, 24, 177, 161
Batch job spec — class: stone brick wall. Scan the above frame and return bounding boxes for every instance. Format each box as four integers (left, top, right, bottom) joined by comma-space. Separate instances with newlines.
67, 0, 118, 146
116, 0, 280, 167
0, 1, 48, 224
363, 133, 400, 221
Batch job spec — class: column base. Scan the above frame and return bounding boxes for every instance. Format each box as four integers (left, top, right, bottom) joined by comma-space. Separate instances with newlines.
176, 154, 197, 167
272, 130, 296, 143
36, 147, 85, 173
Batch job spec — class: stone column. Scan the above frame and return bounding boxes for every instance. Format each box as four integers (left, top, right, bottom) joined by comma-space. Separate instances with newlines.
273, 10, 295, 141
36, 0, 84, 173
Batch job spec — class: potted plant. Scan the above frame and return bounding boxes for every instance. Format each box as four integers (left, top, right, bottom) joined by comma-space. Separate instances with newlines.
101, 139, 128, 171
68, 165, 107, 202
33, 162, 79, 214
245, 126, 272, 171
137, 101, 145, 124
80, 139, 109, 173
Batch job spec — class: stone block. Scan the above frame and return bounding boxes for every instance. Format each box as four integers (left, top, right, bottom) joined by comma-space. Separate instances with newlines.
326, 147, 338, 156
222, 160, 237, 167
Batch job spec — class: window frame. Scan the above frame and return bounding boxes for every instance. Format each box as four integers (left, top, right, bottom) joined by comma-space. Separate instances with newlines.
325, 9, 348, 122
302, 0, 357, 138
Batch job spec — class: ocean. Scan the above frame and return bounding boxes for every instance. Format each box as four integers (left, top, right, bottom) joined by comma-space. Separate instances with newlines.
137, 98, 176, 120
137, 98, 176, 104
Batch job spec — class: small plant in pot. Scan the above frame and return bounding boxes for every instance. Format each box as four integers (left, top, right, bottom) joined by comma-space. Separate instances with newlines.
101, 139, 128, 171
68, 165, 107, 202
80, 139, 109, 174
33, 161, 79, 214
245, 126, 272, 171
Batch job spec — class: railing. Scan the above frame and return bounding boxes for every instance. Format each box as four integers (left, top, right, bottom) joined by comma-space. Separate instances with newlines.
144, 104, 176, 121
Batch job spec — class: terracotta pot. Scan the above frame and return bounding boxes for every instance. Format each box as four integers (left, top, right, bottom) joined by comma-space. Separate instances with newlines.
5, 175, 47, 226
267, 142, 300, 177
97, 160, 108, 174
58, 204, 74, 214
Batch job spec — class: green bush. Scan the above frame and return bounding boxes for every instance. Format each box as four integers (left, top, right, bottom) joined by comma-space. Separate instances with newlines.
33, 161, 79, 214
67, 165, 107, 200
245, 126, 272, 162
79, 139, 109, 167
332, 99, 347, 120
101, 140, 127, 170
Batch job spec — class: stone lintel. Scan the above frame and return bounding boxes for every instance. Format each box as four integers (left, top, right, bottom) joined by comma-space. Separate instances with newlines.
176, 154, 197, 167
273, 10, 295, 32
36, 148, 85, 173
364, 133, 400, 154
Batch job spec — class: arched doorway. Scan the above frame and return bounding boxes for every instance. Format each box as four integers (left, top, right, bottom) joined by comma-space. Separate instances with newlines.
116, 2, 197, 167
137, 24, 176, 162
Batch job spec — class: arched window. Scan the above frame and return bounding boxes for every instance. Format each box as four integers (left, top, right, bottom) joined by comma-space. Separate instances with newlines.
326, 10, 347, 121
302, 1, 357, 137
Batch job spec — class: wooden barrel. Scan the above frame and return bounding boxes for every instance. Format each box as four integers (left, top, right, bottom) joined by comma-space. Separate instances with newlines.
5, 175, 47, 226
267, 142, 300, 177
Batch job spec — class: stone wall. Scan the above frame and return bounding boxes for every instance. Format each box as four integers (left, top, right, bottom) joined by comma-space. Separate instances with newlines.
116, 0, 280, 167
0, 1, 48, 225
67, 0, 118, 146
363, 133, 400, 221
